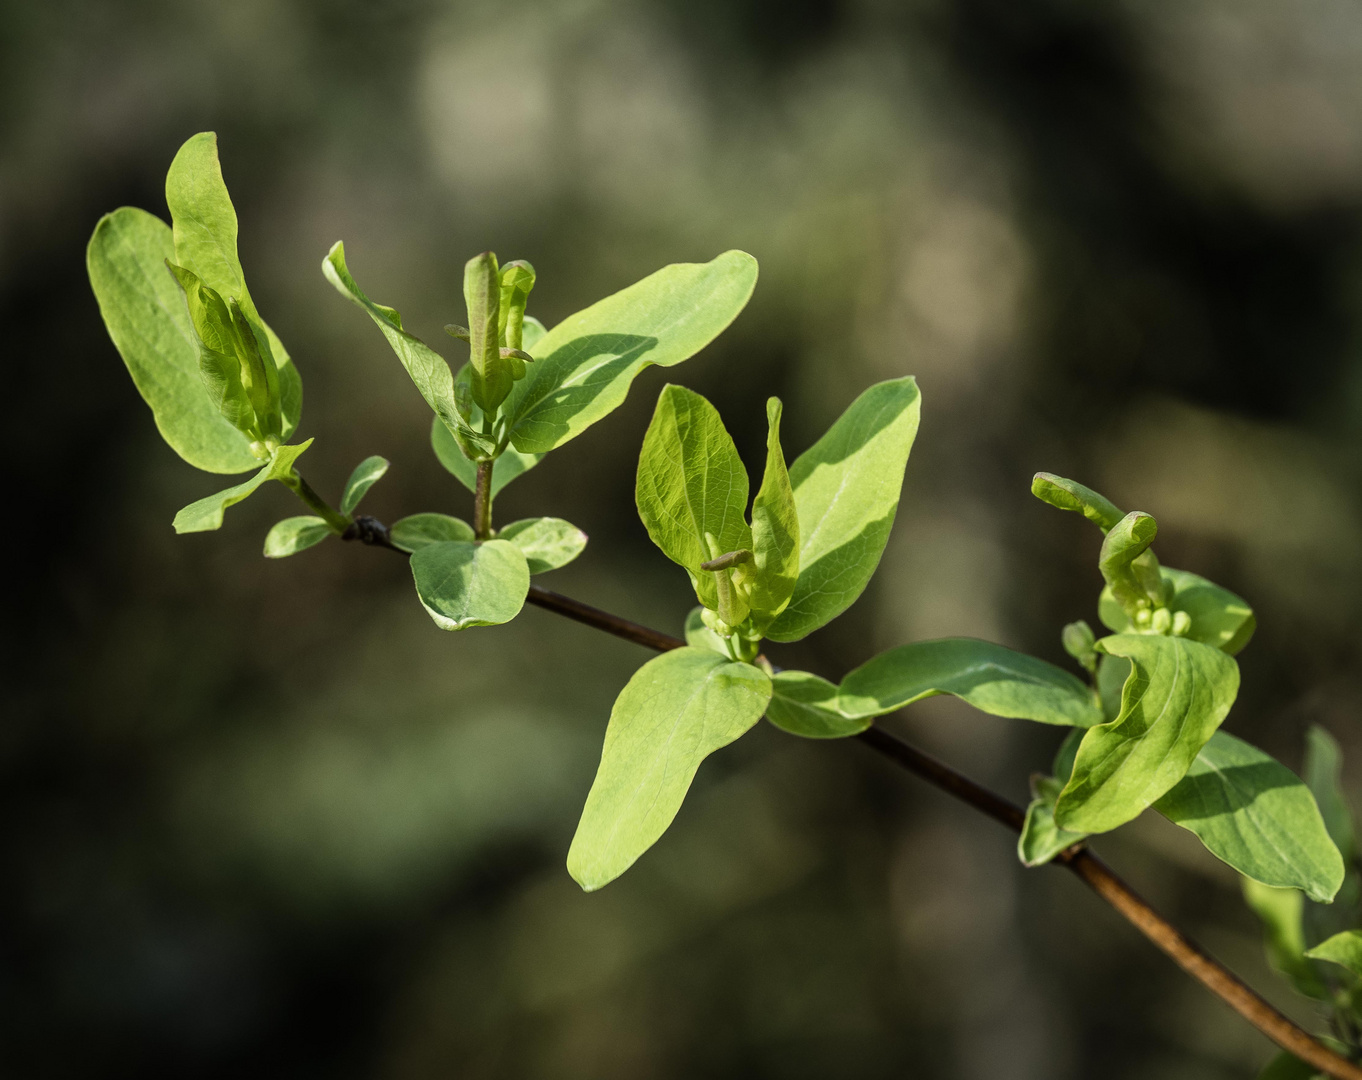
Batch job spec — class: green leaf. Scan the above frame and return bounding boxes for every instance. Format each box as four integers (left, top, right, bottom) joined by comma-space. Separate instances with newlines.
498, 259, 536, 352
1306, 930, 1362, 977
164, 261, 257, 437
172, 440, 313, 534
409, 539, 529, 630
388, 513, 475, 552
1099, 511, 1161, 614
1054, 634, 1240, 834
87, 208, 261, 473
635, 385, 753, 623
497, 517, 588, 574
340, 455, 389, 515
748, 397, 800, 629
1305, 725, 1356, 864
839, 638, 1104, 727
1257, 1052, 1324, 1080
463, 251, 514, 412
324, 242, 474, 446
264, 515, 331, 558
1019, 775, 1087, 867
1030, 472, 1124, 533
1156, 732, 1344, 902
1243, 879, 1327, 999
567, 647, 772, 890
765, 670, 867, 739
765, 377, 922, 642
505, 251, 758, 454
1099, 567, 1256, 655
430, 416, 542, 497
683, 606, 728, 655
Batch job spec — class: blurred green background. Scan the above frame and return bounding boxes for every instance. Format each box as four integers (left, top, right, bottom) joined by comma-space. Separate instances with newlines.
5, 0, 1362, 1076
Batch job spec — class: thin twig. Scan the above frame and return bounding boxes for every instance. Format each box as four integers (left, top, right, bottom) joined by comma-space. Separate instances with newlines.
343, 520, 1362, 1079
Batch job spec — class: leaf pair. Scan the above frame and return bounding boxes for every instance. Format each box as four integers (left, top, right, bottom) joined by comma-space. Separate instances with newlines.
263, 455, 389, 557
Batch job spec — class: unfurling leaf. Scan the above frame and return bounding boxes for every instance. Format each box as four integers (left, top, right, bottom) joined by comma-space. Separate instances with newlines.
1054, 634, 1239, 834
1030, 472, 1124, 533
1098, 567, 1256, 655
1243, 880, 1327, 999
497, 517, 588, 574
748, 398, 800, 629
505, 251, 758, 454
497, 259, 536, 352
839, 638, 1103, 727
1098, 511, 1161, 615
1018, 776, 1087, 867
431, 417, 543, 497
1305, 931, 1362, 978
765, 377, 921, 642
410, 539, 529, 630
1156, 732, 1343, 902
568, 647, 771, 890
463, 251, 514, 412
388, 513, 475, 552
340, 455, 390, 515
765, 670, 866, 738
264, 516, 331, 558
636, 385, 752, 623
172, 440, 314, 534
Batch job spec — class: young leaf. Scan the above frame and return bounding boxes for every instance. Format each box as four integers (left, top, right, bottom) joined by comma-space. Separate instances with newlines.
567, 647, 772, 890
1305, 725, 1356, 864
635, 385, 753, 621
264, 515, 331, 558
839, 638, 1104, 727
87, 208, 261, 473
430, 417, 543, 497
389, 513, 475, 552
172, 440, 313, 534
1305, 931, 1362, 978
498, 260, 536, 351
463, 252, 514, 412
497, 517, 588, 574
1098, 567, 1256, 655
410, 539, 529, 630
505, 251, 758, 454
765, 377, 921, 642
1243, 879, 1327, 999
323, 242, 475, 447
340, 455, 390, 515
1054, 634, 1240, 834
683, 606, 729, 655
1098, 511, 1160, 613
1155, 732, 1344, 902
1018, 776, 1087, 867
164, 261, 258, 437
765, 670, 867, 739
1030, 473, 1124, 533
747, 398, 800, 628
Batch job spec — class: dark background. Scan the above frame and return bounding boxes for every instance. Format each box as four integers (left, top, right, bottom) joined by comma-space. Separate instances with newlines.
5, 0, 1362, 1076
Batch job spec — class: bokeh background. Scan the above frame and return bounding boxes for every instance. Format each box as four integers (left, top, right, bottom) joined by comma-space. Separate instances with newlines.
5, 0, 1362, 1076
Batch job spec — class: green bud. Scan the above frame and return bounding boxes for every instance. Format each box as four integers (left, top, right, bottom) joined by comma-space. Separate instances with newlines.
1151, 607, 1172, 635
1171, 610, 1192, 637
1062, 620, 1098, 673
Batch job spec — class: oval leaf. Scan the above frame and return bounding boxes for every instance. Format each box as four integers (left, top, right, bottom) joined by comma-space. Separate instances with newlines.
410, 539, 528, 630
765, 377, 921, 642
497, 517, 588, 574
1156, 731, 1343, 902
839, 638, 1103, 727
765, 670, 867, 739
1054, 634, 1240, 834
389, 513, 475, 553
340, 455, 389, 515
264, 515, 331, 558
506, 251, 758, 454
567, 647, 771, 890
173, 440, 312, 534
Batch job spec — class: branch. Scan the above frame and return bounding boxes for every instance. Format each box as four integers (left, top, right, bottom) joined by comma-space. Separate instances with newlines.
348, 529, 1362, 1079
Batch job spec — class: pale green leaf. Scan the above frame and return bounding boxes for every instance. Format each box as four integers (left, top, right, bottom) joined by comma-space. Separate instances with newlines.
498, 259, 536, 352
635, 385, 752, 621
1030, 472, 1124, 532
1305, 725, 1356, 864
88, 208, 260, 473
748, 397, 800, 629
506, 251, 758, 454
839, 638, 1103, 727
264, 515, 331, 558
1054, 634, 1240, 834
430, 415, 542, 497
497, 517, 588, 574
765, 670, 867, 739
172, 440, 313, 534
389, 513, 475, 553
1306, 930, 1362, 978
683, 606, 728, 655
567, 647, 771, 890
340, 455, 389, 515
1018, 776, 1087, 867
1243, 879, 1327, 999
410, 539, 529, 630
1156, 732, 1343, 902
1099, 567, 1256, 655
766, 377, 921, 642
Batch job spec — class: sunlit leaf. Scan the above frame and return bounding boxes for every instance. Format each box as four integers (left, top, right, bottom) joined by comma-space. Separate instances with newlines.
567, 647, 771, 890
389, 513, 475, 552
1030, 472, 1124, 533
340, 455, 389, 515
748, 397, 799, 629
1099, 567, 1256, 655
765, 670, 866, 739
264, 515, 331, 558
1055, 634, 1239, 833
172, 440, 313, 534
497, 517, 588, 574
410, 539, 529, 630
765, 377, 921, 642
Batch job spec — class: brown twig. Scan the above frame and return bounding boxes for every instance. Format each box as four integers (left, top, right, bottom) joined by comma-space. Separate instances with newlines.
344, 522, 1362, 1079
